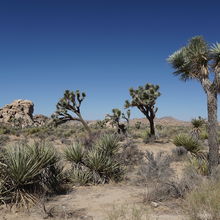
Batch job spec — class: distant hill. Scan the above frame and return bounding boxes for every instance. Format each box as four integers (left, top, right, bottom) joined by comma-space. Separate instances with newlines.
130, 116, 190, 126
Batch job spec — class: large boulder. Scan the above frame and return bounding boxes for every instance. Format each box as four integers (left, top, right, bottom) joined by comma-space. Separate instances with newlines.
0, 99, 34, 128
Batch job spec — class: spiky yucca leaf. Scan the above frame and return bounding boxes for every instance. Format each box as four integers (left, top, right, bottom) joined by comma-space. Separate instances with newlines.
64, 143, 84, 164
69, 166, 92, 186
96, 134, 120, 156
0, 143, 62, 208
173, 134, 201, 154
85, 149, 123, 182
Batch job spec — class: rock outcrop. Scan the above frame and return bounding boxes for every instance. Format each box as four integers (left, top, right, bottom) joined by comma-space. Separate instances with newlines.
0, 100, 48, 128
33, 114, 49, 126
0, 100, 34, 127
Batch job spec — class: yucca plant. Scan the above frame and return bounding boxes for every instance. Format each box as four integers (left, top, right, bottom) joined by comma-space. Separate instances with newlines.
85, 150, 122, 183
64, 143, 84, 164
0, 142, 63, 208
173, 134, 201, 154
96, 134, 120, 156
65, 134, 124, 185
188, 154, 208, 176
69, 165, 92, 186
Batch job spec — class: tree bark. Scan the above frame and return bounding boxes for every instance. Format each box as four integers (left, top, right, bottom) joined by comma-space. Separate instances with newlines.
77, 113, 92, 136
207, 90, 219, 173
148, 116, 155, 137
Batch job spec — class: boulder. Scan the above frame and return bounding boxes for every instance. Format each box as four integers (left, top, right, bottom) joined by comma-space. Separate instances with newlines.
0, 99, 34, 128
33, 114, 49, 126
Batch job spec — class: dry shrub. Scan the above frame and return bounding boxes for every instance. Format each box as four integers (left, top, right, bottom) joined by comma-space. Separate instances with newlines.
138, 151, 173, 184
118, 139, 144, 166
141, 151, 205, 203
107, 204, 149, 220
185, 180, 220, 220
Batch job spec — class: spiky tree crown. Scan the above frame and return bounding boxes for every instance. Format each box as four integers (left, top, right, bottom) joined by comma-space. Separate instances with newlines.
125, 83, 161, 109
167, 36, 220, 81
52, 89, 87, 124
106, 108, 130, 125
56, 90, 86, 114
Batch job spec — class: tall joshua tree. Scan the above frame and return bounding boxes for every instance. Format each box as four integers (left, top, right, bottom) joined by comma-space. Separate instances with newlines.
167, 36, 220, 173
125, 83, 161, 137
52, 90, 91, 135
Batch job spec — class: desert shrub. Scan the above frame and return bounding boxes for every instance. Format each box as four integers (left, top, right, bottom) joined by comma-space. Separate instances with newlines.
0, 135, 10, 146
199, 130, 208, 140
142, 130, 154, 143
138, 151, 173, 184
25, 127, 42, 135
144, 182, 182, 202
65, 134, 124, 185
185, 180, 220, 220
76, 131, 101, 150
118, 139, 144, 166
107, 204, 149, 220
144, 162, 205, 203
0, 142, 63, 208
135, 121, 142, 129
173, 134, 201, 154
0, 127, 10, 135
172, 146, 188, 159
188, 154, 208, 176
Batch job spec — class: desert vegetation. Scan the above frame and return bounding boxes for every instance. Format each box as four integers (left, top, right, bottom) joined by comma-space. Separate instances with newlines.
1, 36, 220, 220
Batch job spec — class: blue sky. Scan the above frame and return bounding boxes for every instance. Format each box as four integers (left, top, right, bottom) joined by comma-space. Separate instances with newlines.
0, 0, 220, 121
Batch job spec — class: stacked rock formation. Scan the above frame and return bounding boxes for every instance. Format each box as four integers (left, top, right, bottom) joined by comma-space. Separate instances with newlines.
0, 100, 48, 128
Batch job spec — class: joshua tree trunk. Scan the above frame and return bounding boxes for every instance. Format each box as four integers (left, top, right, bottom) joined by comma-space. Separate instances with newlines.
207, 90, 219, 173
77, 113, 92, 136
146, 109, 155, 137
148, 117, 155, 137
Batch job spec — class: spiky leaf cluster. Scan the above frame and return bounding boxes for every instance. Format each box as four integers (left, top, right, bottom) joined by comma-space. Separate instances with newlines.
53, 90, 86, 122
0, 142, 63, 208
125, 83, 160, 117
167, 36, 220, 81
65, 134, 124, 185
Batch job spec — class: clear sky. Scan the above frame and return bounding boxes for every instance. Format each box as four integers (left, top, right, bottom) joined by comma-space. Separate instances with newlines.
0, 0, 220, 121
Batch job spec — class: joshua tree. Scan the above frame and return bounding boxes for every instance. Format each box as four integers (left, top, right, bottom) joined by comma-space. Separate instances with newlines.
106, 108, 130, 134
167, 36, 220, 173
125, 83, 160, 137
52, 90, 91, 135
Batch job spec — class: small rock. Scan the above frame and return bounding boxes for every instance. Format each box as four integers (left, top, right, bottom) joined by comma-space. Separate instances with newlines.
150, 201, 159, 208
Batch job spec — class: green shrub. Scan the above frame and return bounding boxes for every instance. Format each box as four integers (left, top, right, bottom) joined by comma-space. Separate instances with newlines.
173, 134, 201, 153
0, 142, 63, 208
